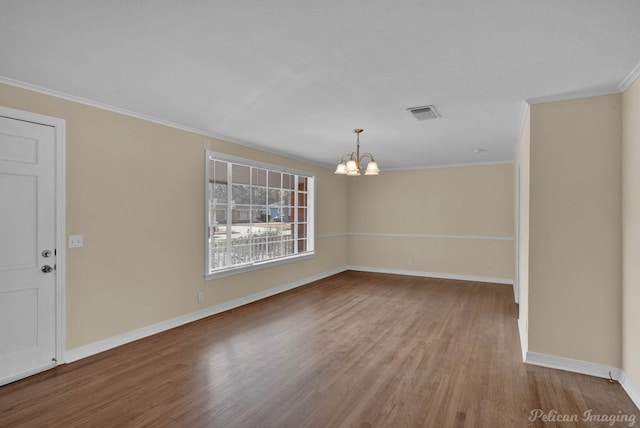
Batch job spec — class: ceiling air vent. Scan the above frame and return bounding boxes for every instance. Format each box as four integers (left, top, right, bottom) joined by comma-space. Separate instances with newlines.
407, 105, 440, 121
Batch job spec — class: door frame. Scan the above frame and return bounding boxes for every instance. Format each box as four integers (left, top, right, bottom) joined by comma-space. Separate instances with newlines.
515, 164, 521, 304
0, 105, 66, 377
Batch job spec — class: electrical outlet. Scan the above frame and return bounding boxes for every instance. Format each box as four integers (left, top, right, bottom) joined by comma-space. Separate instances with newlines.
408, 259, 412, 266
197, 292, 204, 303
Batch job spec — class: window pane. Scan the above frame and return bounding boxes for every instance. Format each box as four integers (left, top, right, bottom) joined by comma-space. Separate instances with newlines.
251, 228, 269, 261
268, 171, 281, 188
281, 190, 292, 206
210, 207, 227, 231
251, 207, 266, 223
282, 206, 294, 223
297, 208, 307, 222
212, 183, 228, 202
232, 184, 251, 206
283, 236, 294, 256
268, 238, 283, 258
209, 237, 229, 269
282, 174, 294, 190
233, 208, 251, 224
268, 189, 281, 205
232, 164, 251, 184
298, 192, 307, 207
252, 168, 267, 186
297, 239, 307, 252
297, 224, 307, 239
298, 177, 308, 191
270, 207, 283, 222
212, 160, 227, 183
230, 224, 251, 265
252, 186, 266, 205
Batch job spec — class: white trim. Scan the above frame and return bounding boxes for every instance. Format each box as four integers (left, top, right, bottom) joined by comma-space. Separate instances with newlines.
0, 362, 58, 387
514, 165, 521, 304
517, 318, 527, 361
382, 160, 514, 172
346, 265, 514, 285
525, 352, 619, 380
65, 267, 346, 363
204, 253, 315, 280
619, 370, 640, 410
619, 61, 640, 92
515, 101, 529, 153
206, 150, 314, 178
277, 232, 513, 241
316, 233, 347, 239
526, 86, 620, 105
348, 232, 513, 241
0, 106, 66, 373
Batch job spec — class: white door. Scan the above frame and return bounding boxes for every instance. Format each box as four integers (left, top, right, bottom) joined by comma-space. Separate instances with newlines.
0, 115, 57, 384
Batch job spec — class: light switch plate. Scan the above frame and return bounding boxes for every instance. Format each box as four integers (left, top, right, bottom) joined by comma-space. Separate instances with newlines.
69, 235, 83, 248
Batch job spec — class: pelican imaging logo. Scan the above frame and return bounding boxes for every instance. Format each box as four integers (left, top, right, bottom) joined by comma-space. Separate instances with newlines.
529, 409, 636, 426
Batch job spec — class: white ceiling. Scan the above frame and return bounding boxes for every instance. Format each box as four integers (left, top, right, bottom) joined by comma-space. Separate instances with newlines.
1, 1, 639, 169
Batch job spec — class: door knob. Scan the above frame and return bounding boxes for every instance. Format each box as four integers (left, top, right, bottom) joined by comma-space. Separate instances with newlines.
41, 265, 53, 273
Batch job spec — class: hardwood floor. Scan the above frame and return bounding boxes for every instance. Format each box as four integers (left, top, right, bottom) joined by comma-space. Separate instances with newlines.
0, 271, 637, 427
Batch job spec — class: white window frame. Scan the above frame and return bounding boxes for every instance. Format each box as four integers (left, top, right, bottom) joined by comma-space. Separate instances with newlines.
204, 150, 315, 280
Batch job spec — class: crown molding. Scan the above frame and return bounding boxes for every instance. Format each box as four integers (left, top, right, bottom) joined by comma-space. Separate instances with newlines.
619, 61, 640, 92
515, 100, 530, 153
526, 86, 621, 105
383, 160, 514, 172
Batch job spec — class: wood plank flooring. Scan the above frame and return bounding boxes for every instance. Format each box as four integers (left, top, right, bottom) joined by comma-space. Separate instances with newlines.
0, 271, 637, 427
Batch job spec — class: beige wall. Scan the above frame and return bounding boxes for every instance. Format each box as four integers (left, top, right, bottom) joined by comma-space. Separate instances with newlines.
515, 112, 530, 344
528, 94, 622, 366
347, 165, 515, 281
0, 83, 349, 350
622, 77, 640, 387
1, 82, 516, 354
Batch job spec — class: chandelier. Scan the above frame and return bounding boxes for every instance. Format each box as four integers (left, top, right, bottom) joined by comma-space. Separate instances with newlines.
334, 129, 380, 176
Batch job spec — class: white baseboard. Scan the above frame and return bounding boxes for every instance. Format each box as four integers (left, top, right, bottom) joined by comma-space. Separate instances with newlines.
525, 352, 640, 411
1, 362, 58, 387
525, 352, 620, 380
517, 318, 527, 361
65, 267, 347, 363
619, 370, 640, 410
346, 265, 514, 285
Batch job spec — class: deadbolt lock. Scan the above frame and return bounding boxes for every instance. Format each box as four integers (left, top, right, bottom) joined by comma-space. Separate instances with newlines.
42, 249, 53, 258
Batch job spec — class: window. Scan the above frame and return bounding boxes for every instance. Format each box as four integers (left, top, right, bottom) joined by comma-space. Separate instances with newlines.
205, 151, 314, 278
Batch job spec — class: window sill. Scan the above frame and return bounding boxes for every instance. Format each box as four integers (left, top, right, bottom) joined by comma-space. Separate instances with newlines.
204, 252, 315, 281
